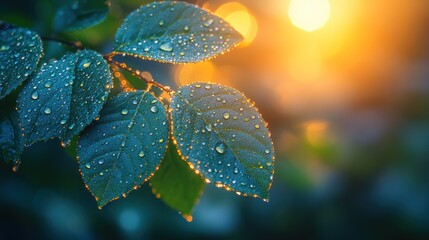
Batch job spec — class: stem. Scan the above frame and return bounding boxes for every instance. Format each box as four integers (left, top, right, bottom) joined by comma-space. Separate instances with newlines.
41, 36, 83, 50
104, 55, 173, 93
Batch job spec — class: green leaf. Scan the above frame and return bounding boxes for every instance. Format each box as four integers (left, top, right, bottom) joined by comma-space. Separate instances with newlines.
0, 24, 43, 99
78, 91, 169, 208
53, 0, 109, 32
17, 50, 112, 146
0, 108, 23, 170
150, 140, 205, 217
114, 1, 243, 63
170, 83, 275, 200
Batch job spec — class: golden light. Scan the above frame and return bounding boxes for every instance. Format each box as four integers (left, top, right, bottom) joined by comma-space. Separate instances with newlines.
173, 61, 216, 86
215, 2, 258, 47
288, 0, 331, 32
304, 120, 329, 147
288, 44, 322, 82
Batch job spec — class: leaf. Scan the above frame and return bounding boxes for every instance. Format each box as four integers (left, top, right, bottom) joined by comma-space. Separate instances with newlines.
0, 24, 43, 100
114, 1, 243, 63
17, 50, 113, 146
150, 140, 205, 217
0, 108, 23, 170
77, 91, 169, 208
170, 83, 275, 200
53, 0, 109, 32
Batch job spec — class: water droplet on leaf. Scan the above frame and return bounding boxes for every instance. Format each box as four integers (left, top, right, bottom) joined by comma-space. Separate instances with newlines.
44, 107, 52, 114
31, 91, 39, 100
159, 42, 173, 52
215, 142, 226, 154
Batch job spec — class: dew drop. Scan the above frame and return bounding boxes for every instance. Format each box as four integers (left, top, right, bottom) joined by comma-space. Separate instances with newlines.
215, 142, 226, 154
158, 20, 164, 26
138, 151, 145, 158
264, 149, 271, 154
85, 163, 91, 169
31, 91, 39, 100
204, 19, 214, 27
223, 112, 230, 120
150, 106, 158, 113
184, 26, 189, 31
204, 85, 211, 90
266, 162, 272, 167
60, 119, 67, 125
99, 172, 104, 176
82, 62, 91, 68
45, 82, 52, 88
0, 45, 10, 51
44, 107, 51, 114
159, 42, 173, 52
68, 123, 75, 130
254, 124, 260, 129
233, 167, 239, 174
205, 124, 212, 132
98, 159, 104, 165
121, 109, 129, 115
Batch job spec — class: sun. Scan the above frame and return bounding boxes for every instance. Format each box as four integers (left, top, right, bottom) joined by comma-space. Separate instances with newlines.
288, 0, 331, 32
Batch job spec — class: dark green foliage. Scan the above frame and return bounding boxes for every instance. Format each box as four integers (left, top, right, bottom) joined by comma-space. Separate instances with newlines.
170, 83, 275, 199
17, 50, 112, 145
0, 24, 43, 99
0, 109, 23, 169
78, 91, 169, 208
151, 140, 205, 216
53, 0, 109, 32
114, 1, 243, 63
0, 1, 275, 216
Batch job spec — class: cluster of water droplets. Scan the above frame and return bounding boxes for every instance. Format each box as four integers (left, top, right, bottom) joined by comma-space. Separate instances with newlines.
114, 1, 243, 63
171, 83, 275, 199
0, 26, 42, 99
78, 91, 168, 206
17, 50, 112, 146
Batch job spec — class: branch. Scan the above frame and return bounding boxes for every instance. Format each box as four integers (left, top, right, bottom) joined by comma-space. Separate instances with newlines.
103, 55, 173, 93
41, 36, 83, 50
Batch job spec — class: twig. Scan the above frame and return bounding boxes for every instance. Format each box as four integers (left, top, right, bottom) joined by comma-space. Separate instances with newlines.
41, 36, 83, 50
103, 55, 173, 93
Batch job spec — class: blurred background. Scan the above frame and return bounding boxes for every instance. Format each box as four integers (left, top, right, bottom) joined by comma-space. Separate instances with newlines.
1, 0, 429, 239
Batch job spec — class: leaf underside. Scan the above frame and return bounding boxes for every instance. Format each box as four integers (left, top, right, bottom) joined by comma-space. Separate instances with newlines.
150, 140, 205, 217
78, 91, 169, 208
0, 24, 43, 99
170, 83, 275, 199
53, 0, 109, 32
114, 1, 243, 63
17, 50, 112, 146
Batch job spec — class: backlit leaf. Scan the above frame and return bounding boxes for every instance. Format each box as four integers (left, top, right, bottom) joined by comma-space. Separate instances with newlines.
17, 50, 112, 145
78, 91, 169, 208
170, 83, 275, 199
53, 0, 110, 32
150, 140, 205, 217
0, 108, 23, 170
0, 23, 43, 99
114, 1, 243, 63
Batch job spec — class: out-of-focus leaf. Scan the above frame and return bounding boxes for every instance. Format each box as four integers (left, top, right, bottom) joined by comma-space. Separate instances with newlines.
17, 50, 112, 145
78, 91, 169, 208
114, 1, 243, 63
0, 108, 23, 170
53, 0, 109, 32
0, 23, 43, 99
150, 140, 205, 217
170, 83, 275, 200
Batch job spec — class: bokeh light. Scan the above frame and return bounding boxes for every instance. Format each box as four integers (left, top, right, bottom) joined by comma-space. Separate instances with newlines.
215, 2, 258, 47
288, 0, 331, 32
